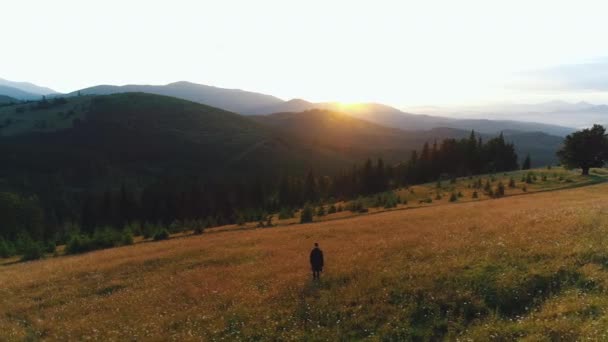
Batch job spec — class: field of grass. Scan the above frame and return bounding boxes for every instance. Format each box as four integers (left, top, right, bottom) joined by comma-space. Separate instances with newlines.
271, 167, 604, 227
2, 171, 608, 340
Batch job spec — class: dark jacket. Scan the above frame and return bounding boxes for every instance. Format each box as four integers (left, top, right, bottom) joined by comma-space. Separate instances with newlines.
310, 247, 324, 271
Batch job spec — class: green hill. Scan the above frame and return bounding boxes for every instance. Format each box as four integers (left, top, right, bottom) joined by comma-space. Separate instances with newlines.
0, 95, 17, 105
0, 93, 355, 193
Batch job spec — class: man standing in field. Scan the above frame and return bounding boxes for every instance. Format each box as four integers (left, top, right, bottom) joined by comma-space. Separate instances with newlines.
310, 243, 324, 280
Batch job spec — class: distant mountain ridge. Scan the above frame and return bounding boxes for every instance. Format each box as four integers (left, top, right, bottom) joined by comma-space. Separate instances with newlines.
71, 81, 284, 114
410, 101, 608, 129
0, 78, 56, 96
249, 98, 575, 136
0, 78, 578, 135
0, 85, 42, 100
253, 109, 564, 167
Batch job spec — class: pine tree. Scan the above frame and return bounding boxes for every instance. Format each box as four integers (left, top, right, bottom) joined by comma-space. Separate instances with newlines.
496, 181, 505, 197
304, 170, 317, 202
484, 179, 491, 193
300, 205, 314, 224
522, 154, 531, 170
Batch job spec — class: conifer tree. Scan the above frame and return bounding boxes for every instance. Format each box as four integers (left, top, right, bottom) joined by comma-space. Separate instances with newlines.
522, 154, 531, 170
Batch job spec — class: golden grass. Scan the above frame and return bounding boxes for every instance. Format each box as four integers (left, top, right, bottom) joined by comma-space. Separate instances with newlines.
2, 180, 608, 340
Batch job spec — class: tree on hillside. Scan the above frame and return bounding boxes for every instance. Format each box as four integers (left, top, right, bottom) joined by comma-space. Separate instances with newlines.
522, 154, 531, 170
557, 124, 608, 175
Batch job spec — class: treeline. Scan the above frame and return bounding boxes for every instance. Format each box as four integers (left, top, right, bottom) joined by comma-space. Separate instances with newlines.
0, 131, 520, 259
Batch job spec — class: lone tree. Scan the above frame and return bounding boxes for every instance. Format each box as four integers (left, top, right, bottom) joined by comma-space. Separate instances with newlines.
557, 124, 608, 175
522, 154, 531, 170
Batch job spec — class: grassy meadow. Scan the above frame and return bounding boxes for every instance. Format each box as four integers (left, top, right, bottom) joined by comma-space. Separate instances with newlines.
2, 169, 608, 340
271, 167, 604, 227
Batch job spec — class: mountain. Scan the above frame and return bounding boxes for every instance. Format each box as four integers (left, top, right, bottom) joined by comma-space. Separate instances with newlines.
250, 99, 574, 136
0, 85, 42, 100
69, 80, 576, 136
0, 93, 362, 192
0, 93, 562, 194
251, 109, 418, 163
252, 109, 564, 166
72, 81, 284, 114
411, 101, 608, 129
501, 131, 564, 167
0, 78, 56, 95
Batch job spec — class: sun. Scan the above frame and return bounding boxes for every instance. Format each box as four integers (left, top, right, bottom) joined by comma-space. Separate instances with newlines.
334, 102, 362, 112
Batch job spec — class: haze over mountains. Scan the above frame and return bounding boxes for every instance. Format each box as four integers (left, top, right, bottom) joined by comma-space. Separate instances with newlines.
410, 101, 608, 129
0, 77, 597, 137
0, 78, 56, 96
69, 80, 575, 136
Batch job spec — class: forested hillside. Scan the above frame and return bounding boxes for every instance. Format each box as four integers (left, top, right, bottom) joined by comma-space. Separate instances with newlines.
0, 93, 549, 258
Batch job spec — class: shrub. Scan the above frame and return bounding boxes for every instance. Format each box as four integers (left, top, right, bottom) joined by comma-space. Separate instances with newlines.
472, 191, 478, 199
236, 214, 246, 226
121, 230, 134, 245
495, 182, 505, 197
153, 229, 170, 241
300, 205, 314, 224
484, 180, 492, 192
142, 222, 157, 239
522, 185, 528, 192
66, 228, 134, 254
193, 226, 205, 235
21, 241, 45, 261
45, 241, 56, 254
449, 193, 458, 202
0, 238, 15, 258
542, 175, 547, 181
457, 191, 463, 198
66, 235, 90, 254
435, 193, 442, 200
317, 206, 326, 216
337, 204, 343, 212
508, 177, 516, 188
278, 207, 295, 219
328, 204, 337, 214
526, 173, 534, 184
347, 198, 367, 213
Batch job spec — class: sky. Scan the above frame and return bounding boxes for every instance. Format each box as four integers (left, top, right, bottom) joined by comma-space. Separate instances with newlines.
2, 0, 608, 107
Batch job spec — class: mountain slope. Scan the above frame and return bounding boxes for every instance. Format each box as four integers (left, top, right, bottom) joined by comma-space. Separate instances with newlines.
0, 85, 42, 100
70, 81, 575, 136
0, 78, 56, 95
252, 109, 564, 166
0, 93, 357, 191
0, 95, 17, 105
72, 81, 284, 114
252, 99, 574, 136
413, 101, 608, 129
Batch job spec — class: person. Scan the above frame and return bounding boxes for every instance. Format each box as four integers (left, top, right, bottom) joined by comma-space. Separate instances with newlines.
309, 242, 324, 280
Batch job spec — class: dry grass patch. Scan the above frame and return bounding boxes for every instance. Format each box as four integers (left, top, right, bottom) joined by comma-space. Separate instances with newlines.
2, 183, 608, 340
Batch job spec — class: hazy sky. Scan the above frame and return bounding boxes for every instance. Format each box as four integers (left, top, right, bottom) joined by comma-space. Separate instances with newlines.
3, 0, 608, 106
